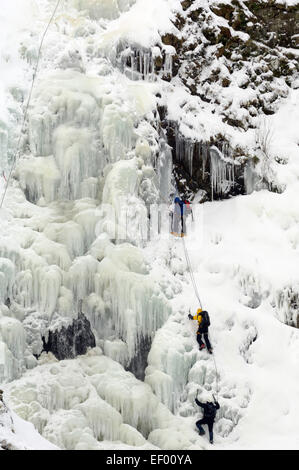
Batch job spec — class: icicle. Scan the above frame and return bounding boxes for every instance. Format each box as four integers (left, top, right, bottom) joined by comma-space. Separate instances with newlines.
244, 161, 256, 194
175, 128, 194, 176
201, 142, 208, 179
0, 258, 15, 303
163, 46, 175, 78
210, 146, 236, 197
94, 255, 170, 360
157, 130, 173, 203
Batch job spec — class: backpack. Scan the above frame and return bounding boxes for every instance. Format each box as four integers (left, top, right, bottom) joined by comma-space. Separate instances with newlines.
205, 402, 216, 420
201, 311, 210, 328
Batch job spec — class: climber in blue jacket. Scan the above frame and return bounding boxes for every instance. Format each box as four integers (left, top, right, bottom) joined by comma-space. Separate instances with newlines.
171, 197, 186, 237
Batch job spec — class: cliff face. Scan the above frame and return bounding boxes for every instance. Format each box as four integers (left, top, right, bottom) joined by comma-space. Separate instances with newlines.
211, 0, 299, 49
158, 0, 299, 200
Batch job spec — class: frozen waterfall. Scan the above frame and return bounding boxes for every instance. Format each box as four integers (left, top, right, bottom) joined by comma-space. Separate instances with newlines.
0, 0, 299, 453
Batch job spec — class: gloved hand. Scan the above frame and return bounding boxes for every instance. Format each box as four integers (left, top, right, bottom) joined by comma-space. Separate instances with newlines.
188, 314, 193, 320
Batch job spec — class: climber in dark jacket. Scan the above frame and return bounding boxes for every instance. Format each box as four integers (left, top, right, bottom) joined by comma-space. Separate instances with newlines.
195, 398, 220, 444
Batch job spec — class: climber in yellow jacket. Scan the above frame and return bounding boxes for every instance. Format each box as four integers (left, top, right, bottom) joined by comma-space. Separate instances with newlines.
188, 308, 213, 354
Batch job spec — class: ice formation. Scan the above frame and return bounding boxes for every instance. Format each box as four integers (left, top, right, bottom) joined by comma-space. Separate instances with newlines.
4, 348, 206, 450
209, 146, 236, 198
0, 0, 174, 394
0, 391, 57, 450
72, 0, 137, 21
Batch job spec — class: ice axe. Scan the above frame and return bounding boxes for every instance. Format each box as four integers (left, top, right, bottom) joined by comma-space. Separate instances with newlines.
212, 393, 217, 403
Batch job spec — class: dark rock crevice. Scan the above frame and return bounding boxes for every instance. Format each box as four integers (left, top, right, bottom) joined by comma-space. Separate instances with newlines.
41, 313, 96, 361
162, 120, 247, 201
126, 335, 152, 381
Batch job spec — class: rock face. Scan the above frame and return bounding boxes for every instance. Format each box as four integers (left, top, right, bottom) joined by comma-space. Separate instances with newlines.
211, 1, 299, 49
164, 120, 246, 201
127, 335, 152, 381
172, 0, 299, 89
42, 314, 96, 361
156, 0, 299, 200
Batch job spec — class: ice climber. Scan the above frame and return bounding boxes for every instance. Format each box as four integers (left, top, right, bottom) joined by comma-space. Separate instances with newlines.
188, 309, 213, 353
195, 396, 220, 444
171, 197, 186, 237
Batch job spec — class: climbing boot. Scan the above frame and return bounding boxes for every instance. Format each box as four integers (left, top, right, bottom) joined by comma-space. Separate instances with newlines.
199, 343, 206, 351
208, 348, 213, 354
198, 427, 205, 436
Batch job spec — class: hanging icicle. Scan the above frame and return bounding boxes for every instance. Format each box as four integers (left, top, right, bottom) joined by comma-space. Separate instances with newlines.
210, 146, 236, 198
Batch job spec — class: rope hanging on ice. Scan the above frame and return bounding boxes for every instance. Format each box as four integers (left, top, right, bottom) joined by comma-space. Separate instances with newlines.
0, 0, 62, 209
182, 237, 203, 310
181, 236, 219, 398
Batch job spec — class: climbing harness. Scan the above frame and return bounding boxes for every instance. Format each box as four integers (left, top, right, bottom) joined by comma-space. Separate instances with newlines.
0, 0, 62, 210
182, 236, 219, 399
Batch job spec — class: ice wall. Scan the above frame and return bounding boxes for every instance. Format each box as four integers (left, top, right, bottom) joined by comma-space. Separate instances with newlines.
173, 125, 242, 199
0, 0, 175, 385
115, 43, 176, 81
4, 349, 205, 450
72, 0, 137, 21
16, 67, 162, 205
0, 390, 57, 450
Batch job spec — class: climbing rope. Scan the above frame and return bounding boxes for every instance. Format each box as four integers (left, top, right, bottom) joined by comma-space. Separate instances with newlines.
0, 0, 62, 210
181, 235, 220, 399
182, 237, 203, 310
210, 338, 220, 399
